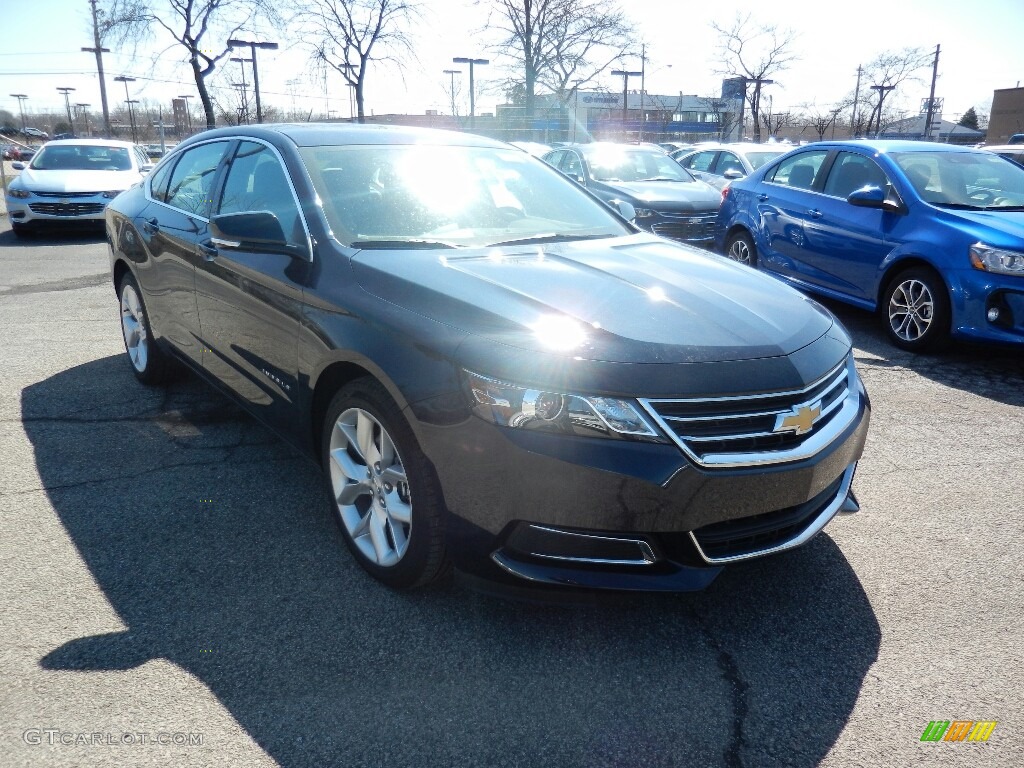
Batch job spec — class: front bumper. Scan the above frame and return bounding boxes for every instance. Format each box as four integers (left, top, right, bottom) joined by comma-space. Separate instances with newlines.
6, 191, 110, 226
950, 268, 1024, 345
418, 374, 870, 591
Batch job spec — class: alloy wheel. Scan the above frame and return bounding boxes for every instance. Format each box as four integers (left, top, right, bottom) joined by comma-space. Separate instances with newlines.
888, 278, 934, 342
328, 407, 412, 567
728, 237, 753, 265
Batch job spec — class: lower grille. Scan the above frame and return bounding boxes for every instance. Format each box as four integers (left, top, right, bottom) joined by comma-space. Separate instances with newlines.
690, 466, 853, 563
33, 191, 101, 198
28, 202, 106, 217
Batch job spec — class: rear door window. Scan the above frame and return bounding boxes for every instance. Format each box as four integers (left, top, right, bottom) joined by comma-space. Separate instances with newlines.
767, 151, 829, 190
164, 141, 230, 217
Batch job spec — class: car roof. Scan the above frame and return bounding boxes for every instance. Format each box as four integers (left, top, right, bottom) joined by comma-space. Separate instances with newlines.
795, 139, 988, 155
180, 122, 509, 150
42, 138, 139, 148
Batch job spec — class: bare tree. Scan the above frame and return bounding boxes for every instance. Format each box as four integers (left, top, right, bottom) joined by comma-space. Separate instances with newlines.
711, 12, 797, 142
860, 47, 931, 136
799, 103, 842, 141
297, 0, 418, 124
121, 0, 276, 130
484, 0, 636, 124
761, 108, 795, 139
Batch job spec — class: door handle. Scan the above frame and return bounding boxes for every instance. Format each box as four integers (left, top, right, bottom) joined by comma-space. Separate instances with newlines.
757, 193, 769, 201
142, 217, 160, 234
198, 241, 218, 260
808, 209, 823, 219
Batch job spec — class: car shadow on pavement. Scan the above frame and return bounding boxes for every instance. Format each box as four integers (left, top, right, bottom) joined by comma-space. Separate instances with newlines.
0, 225, 106, 246
824, 300, 1024, 408
25, 355, 881, 768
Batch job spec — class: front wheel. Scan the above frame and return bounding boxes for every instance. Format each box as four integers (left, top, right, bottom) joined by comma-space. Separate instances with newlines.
882, 267, 950, 352
725, 231, 757, 267
322, 378, 450, 589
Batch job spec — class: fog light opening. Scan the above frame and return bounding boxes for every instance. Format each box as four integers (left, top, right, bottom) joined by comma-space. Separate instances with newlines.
987, 307, 1001, 323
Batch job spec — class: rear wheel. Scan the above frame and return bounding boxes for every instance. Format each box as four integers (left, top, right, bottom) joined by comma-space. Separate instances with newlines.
882, 267, 950, 352
322, 378, 450, 589
118, 272, 175, 384
725, 230, 757, 266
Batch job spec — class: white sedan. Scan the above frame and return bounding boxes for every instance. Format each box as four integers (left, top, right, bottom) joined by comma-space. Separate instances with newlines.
6, 139, 152, 237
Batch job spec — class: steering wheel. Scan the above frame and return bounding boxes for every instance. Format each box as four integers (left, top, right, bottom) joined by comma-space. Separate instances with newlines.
968, 189, 996, 204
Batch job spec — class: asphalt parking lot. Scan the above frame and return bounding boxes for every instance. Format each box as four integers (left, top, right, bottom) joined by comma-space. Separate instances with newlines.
0, 218, 1021, 768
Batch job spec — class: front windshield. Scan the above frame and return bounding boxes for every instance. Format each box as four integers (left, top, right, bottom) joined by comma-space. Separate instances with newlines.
892, 150, 1024, 209
745, 151, 784, 170
299, 144, 632, 248
31, 144, 133, 171
584, 147, 694, 183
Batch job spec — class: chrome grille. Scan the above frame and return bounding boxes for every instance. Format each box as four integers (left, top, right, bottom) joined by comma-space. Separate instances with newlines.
28, 202, 106, 217
639, 360, 858, 468
32, 191, 101, 198
650, 213, 717, 242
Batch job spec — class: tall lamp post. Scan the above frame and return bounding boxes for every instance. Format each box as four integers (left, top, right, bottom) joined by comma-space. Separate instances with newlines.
227, 39, 279, 123
177, 94, 194, 134
114, 76, 137, 141
452, 57, 488, 130
611, 68, 642, 140
10, 93, 29, 138
75, 103, 91, 136
57, 87, 76, 135
869, 84, 896, 136
443, 68, 461, 116
126, 99, 140, 143
230, 56, 253, 124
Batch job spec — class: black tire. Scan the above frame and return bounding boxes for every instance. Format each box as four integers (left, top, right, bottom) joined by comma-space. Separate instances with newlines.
881, 267, 951, 352
117, 271, 175, 384
321, 378, 450, 589
725, 230, 757, 267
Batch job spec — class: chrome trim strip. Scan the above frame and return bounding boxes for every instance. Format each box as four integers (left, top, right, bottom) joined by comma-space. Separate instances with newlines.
643, 360, 846, 406
526, 525, 657, 565
689, 464, 855, 564
210, 237, 240, 249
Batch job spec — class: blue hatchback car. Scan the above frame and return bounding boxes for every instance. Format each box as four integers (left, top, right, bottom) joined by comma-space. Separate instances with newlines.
715, 140, 1024, 351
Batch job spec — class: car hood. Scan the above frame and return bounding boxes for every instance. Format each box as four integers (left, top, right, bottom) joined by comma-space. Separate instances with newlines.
942, 207, 1024, 241
596, 180, 721, 208
14, 168, 140, 193
351, 234, 835, 365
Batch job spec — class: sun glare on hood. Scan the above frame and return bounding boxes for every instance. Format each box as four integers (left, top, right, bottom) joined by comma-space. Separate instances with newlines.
530, 314, 588, 351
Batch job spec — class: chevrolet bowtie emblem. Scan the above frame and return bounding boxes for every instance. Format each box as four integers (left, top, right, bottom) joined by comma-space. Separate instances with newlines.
775, 402, 822, 436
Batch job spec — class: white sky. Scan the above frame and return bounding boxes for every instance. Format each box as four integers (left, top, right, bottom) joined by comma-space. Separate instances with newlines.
1, 0, 1022, 127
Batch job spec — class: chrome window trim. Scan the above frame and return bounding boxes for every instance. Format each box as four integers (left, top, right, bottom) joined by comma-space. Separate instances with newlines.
689, 464, 855, 564
142, 136, 314, 262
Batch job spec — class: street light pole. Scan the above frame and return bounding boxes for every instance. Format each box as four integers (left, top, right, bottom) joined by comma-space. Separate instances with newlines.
114, 76, 137, 141
57, 87, 76, 135
452, 57, 489, 130
869, 84, 896, 136
230, 56, 253, 124
125, 99, 140, 143
84, 0, 112, 137
10, 93, 29, 138
443, 69, 461, 116
610, 69, 642, 140
228, 39, 279, 124
177, 94, 194, 134
75, 103, 91, 136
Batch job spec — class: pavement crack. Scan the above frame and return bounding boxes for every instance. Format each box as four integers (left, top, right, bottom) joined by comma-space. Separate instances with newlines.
691, 604, 749, 768
0, 272, 110, 297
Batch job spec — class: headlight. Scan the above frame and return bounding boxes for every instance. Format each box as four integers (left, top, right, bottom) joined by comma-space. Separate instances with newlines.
102, 190, 125, 199
634, 207, 657, 219
465, 371, 665, 442
970, 243, 1024, 276
8, 188, 30, 199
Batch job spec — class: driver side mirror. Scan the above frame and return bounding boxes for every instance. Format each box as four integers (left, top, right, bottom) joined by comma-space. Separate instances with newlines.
847, 186, 903, 212
210, 211, 305, 257
610, 200, 636, 222
722, 168, 745, 180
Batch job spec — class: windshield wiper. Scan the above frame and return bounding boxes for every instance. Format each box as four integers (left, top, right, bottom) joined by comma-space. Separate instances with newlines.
484, 233, 610, 247
349, 239, 460, 250
933, 202, 986, 210
638, 176, 685, 182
